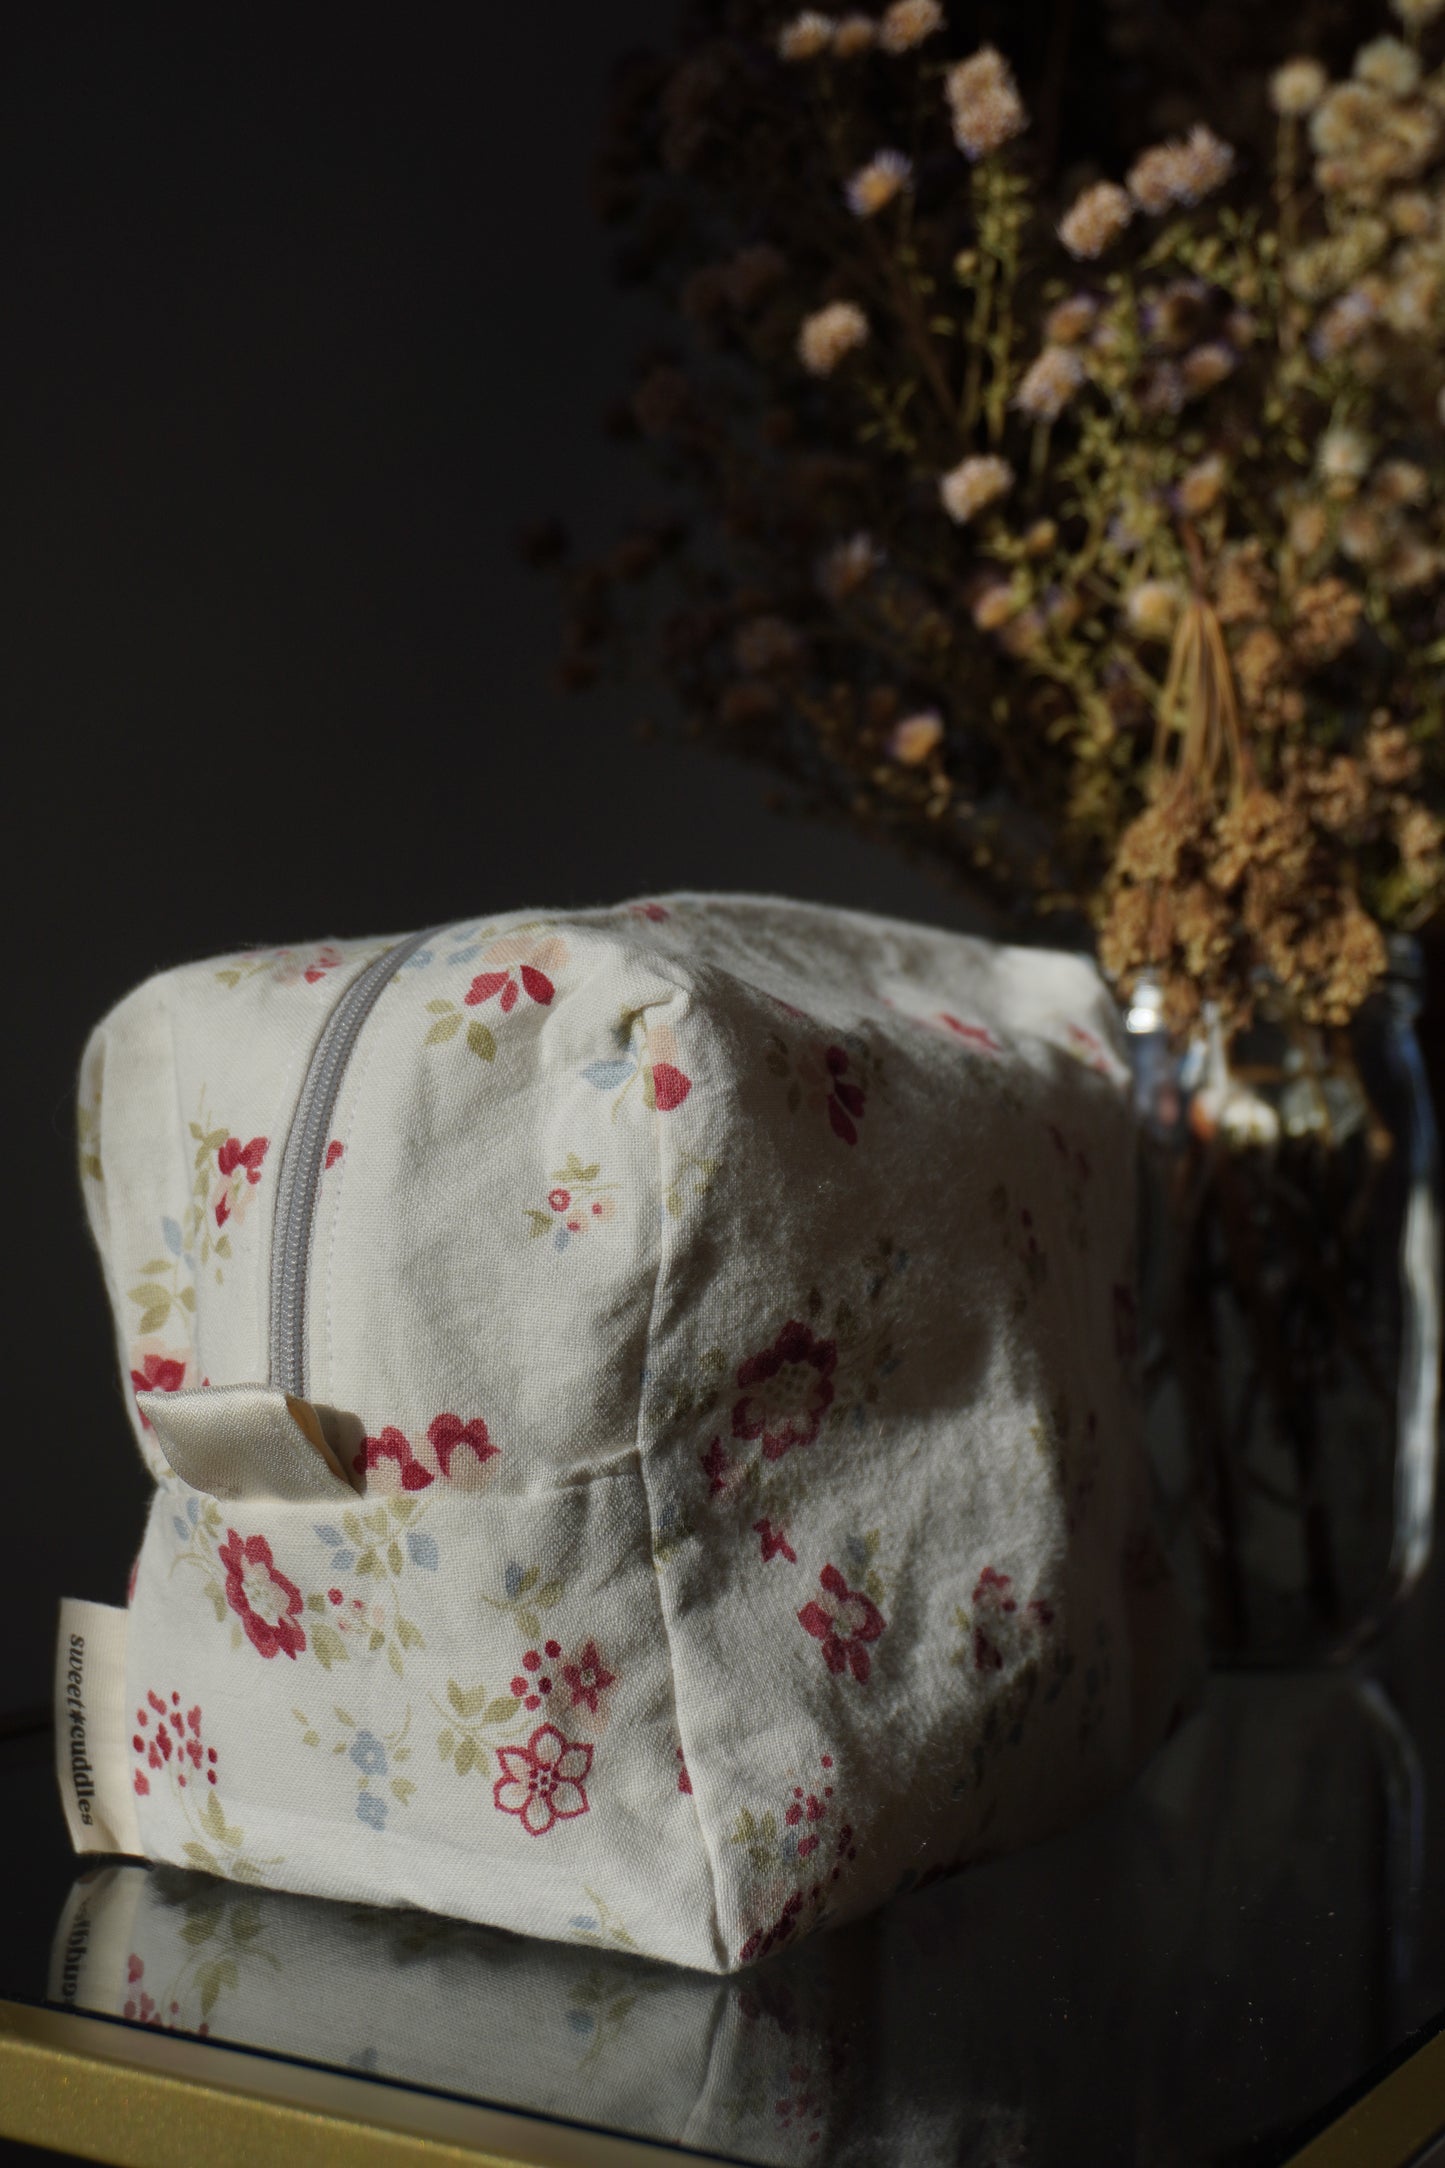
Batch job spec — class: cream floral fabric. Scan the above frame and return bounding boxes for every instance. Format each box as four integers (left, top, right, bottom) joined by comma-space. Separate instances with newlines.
73, 894, 1198, 1972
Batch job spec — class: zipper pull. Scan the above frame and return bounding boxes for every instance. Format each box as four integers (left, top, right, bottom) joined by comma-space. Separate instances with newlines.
136, 1384, 360, 1503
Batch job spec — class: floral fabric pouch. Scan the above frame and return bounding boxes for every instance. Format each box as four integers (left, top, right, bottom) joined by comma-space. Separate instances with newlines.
60, 892, 1198, 1972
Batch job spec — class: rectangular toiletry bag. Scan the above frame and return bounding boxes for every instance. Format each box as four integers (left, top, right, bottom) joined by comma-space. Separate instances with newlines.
62, 894, 1199, 1972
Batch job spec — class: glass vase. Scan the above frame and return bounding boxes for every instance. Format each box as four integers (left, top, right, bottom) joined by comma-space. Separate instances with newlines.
1124, 940, 1442, 1666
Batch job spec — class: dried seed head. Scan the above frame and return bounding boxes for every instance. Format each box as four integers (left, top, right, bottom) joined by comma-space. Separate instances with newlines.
844, 149, 913, 217
1354, 36, 1421, 98
1269, 58, 1329, 118
1125, 579, 1185, 641
946, 48, 1028, 159
778, 12, 835, 62
1317, 425, 1372, 491
1176, 453, 1227, 516
1013, 344, 1085, 422
886, 710, 945, 764
1058, 182, 1134, 260
797, 300, 869, 375
832, 13, 876, 55
878, 0, 945, 54
1044, 293, 1100, 344
939, 453, 1015, 524
1181, 342, 1237, 398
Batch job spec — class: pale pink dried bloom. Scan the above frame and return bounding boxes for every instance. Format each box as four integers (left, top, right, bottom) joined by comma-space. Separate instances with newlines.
778, 11, 836, 61
1178, 125, 1236, 203
939, 453, 1014, 524
1045, 293, 1100, 343
1269, 58, 1328, 117
845, 149, 913, 216
1127, 125, 1234, 213
1014, 345, 1085, 422
797, 300, 870, 375
878, 0, 944, 54
1318, 425, 1372, 489
832, 13, 877, 55
1311, 283, 1383, 357
1375, 459, 1429, 507
886, 710, 945, 764
1383, 261, 1442, 332
1058, 182, 1133, 259
1382, 537, 1443, 591
1354, 37, 1421, 98
947, 48, 1028, 159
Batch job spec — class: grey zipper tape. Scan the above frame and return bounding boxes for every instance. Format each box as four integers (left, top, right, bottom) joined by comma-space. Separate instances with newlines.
55, 1598, 142, 1858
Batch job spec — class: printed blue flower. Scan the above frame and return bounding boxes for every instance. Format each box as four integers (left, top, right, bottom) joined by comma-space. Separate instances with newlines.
582, 1059, 635, 1091
504, 1561, 525, 1601
356, 1793, 388, 1830
314, 1525, 345, 1549
332, 1549, 356, 1573
567, 2010, 596, 2034
172, 1518, 189, 1542
349, 1731, 388, 1776
161, 1217, 183, 1256
406, 1531, 439, 1571
186, 1496, 201, 1525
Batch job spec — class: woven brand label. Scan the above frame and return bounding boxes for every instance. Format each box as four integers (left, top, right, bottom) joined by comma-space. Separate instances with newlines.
55, 1598, 141, 1857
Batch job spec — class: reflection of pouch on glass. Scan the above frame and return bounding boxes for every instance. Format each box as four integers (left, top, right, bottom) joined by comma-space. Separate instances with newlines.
61, 896, 1201, 1971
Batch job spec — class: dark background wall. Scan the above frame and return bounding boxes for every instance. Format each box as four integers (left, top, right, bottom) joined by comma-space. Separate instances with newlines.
6, 9, 990, 1717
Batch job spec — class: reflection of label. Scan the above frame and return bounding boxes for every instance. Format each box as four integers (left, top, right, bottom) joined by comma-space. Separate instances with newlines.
53, 1598, 141, 1858
57, 1906, 91, 2003
64, 1632, 95, 1825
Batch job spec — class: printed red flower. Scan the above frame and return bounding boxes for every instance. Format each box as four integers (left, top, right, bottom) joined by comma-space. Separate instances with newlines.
699, 1437, 730, 1497
216, 1136, 269, 1184
650, 1061, 692, 1111
733, 1321, 837, 1461
465, 959, 556, 1012
630, 902, 670, 923
325, 1140, 344, 1169
492, 1723, 593, 1836
753, 1518, 797, 1565
798, 1563, 886, 1684
217, 1531, 307, 1660
676, 1745, 692, 1794
303, 945, 342, 984
130, 1353, 187, 1428
562, 1640, 616, 1714
353, 1426, 434, 1492
426, 1413, 497, 1481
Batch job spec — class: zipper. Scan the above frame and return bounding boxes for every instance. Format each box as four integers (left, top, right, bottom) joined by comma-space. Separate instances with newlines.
269, 926, 441, 1396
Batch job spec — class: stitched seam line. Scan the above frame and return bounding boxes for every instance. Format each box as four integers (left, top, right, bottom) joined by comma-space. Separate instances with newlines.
629, 978, 731, 1972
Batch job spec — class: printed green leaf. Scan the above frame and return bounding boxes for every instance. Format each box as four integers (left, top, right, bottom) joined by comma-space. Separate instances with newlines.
333, 1707, 356, 1727
369, 1629, 385, 1652
387, 1642, 403, 1678
467, 1020, 496, 1062
391, 1778, 416, 1804
180, 1913, 220, 1948
388, 1498, 416, 1524
425, 1014, 462, 1046
484, 1696, 519, 1725
387, 1541, 403, 1576
216, 969, 241, 989
203, 1128, 228, 1151
198, 1957, 238, 2016
525, 1210, 552, 1237
455, 1736, 478, 1776
128, 1281, 171, 1310
190, 1123, 206, 1141
342, 1510, 365, 1543
178, 1285, 197, 1310
208, 1588, 226, 1624
200, 1791, 227, 1840
437, 1729, 455, 1759
311, 1620, 347, 1670
229, 1903, 263, 1943
302, 1731, 318, 1748
365, 1509, 388, 1536
425, 998, 456, 1015
395, 1614, 424, 1650
536, 1580, 563, 1611
138, 1306, 171, 1337
516, 1608, 539, 1640
213, 1235, 232, 1259
356, 1550, 379, 1576
182, 1842, 220, 1873
305, 1593, 325, 1613
517, 1565, 540, 1596
447, 1680, 489, 1719
137, 1260, 171, 1277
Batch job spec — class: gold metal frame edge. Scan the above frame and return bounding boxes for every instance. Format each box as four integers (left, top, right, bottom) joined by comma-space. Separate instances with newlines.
0, 1998, 739, 2168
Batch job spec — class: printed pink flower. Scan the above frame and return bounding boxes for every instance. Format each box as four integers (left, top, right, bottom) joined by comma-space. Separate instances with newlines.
824, 1046, 866, 1145
798, 1564, 886, 1683
938, 1014, 1003, 1054
754, 1518, 797, 1564
130, 1352, 187, 1428
464, 934, 568, 1014
217, 1532, 307, 1660
426, 1412, 497, 1482
562, 1640, 616, 1714
548, 1187, 571, 1211
353, 1426, 434, 1492
493, 1723, 593, 1836
733, 1321, 837, 1461
303, 945, 342, 985
216, 1136, 268, 1184
212, 1134, 269, 1228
